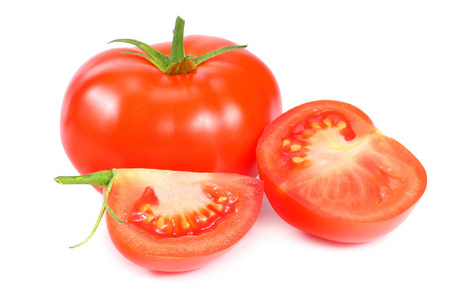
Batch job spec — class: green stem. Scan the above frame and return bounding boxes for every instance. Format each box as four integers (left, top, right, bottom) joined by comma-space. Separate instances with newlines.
69, 202, 107, 249
109, 16, 247, 75
169, 16, 186, 64
54, 170, 113, 187
55, 169, 125, 248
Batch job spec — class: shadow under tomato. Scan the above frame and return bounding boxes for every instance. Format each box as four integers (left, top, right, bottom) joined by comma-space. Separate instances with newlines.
297, 230, 387, 248
147, 268, 198, 276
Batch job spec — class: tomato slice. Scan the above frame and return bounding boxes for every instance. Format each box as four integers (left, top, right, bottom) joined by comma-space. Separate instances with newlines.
106, 169, 263, 272
256, 100, 427, 243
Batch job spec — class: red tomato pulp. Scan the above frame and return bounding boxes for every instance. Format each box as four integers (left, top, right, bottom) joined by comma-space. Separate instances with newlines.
256, 100, 427, 243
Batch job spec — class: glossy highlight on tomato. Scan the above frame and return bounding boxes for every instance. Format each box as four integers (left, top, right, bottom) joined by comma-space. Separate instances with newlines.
256, 100, 427, 243
60, 20, 281, 178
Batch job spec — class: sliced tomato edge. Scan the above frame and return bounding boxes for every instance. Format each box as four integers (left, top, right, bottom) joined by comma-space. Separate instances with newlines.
107, 222, 235, 272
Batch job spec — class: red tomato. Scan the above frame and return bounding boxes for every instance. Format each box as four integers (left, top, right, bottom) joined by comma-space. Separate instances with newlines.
256, 100, 427, 243
104, 169, 263, 272
60, 34, 281, 177
55, 168, 263, 272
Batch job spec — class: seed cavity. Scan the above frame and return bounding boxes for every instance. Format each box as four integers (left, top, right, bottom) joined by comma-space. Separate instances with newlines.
129, 185, 238, 238
281, 113, 355, 170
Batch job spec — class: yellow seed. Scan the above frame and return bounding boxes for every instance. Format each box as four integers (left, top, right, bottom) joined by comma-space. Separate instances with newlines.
196, 211, 208, 222
205, 208, 216, 217
142, 211, 154, 224
218, 196, 228, 203
311, 123, 321, 130
211, 203, 224, 212
302, 131, 312, 135
338, 121, 347, 129
290, 144, 301, 151
180, 216, 190, 229
292, 157, 304, 163
156, 217, 165, 229
142, 215, 153, 224
283, 139, 291, 146
139, 203, 151, 212
323, 119, 332, 127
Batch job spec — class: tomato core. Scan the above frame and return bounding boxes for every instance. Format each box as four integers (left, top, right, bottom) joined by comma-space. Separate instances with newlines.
129, 183, 238, 237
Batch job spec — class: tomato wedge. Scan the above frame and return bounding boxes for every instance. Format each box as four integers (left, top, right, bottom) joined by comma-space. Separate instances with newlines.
55, 169, 263, 272
256, 100, 427, 243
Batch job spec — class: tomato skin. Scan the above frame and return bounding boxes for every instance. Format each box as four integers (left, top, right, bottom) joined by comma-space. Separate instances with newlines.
61, 35, 281, 178
259, 167, 417, 243
256, 100, 427, 243
105, 169, 263, 272
108, 231, 232, 272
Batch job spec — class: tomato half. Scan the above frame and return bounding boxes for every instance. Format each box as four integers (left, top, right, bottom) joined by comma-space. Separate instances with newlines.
103, 169, 263, 272
256, 100, 427, 243
60, 33, 281, 178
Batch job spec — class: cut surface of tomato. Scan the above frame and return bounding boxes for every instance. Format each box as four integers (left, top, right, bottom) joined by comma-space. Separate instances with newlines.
129, 183, 239, 238
106, 169, 263, 272
256, 100, 427, 243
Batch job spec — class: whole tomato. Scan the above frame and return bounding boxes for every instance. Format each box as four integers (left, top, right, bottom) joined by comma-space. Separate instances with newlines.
60, 17, 281, 177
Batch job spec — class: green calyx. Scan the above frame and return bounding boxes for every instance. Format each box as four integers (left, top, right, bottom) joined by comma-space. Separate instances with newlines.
110, 16, 247, 75
55, 169, 124, 248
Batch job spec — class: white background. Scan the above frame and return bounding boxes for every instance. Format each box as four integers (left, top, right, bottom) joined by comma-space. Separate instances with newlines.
1, 0, 449, 299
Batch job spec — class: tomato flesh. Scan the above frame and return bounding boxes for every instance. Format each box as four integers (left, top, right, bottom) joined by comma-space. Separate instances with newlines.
129, 183, 238, 237
106, 169, 263, 272
256, 100, 427, 243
